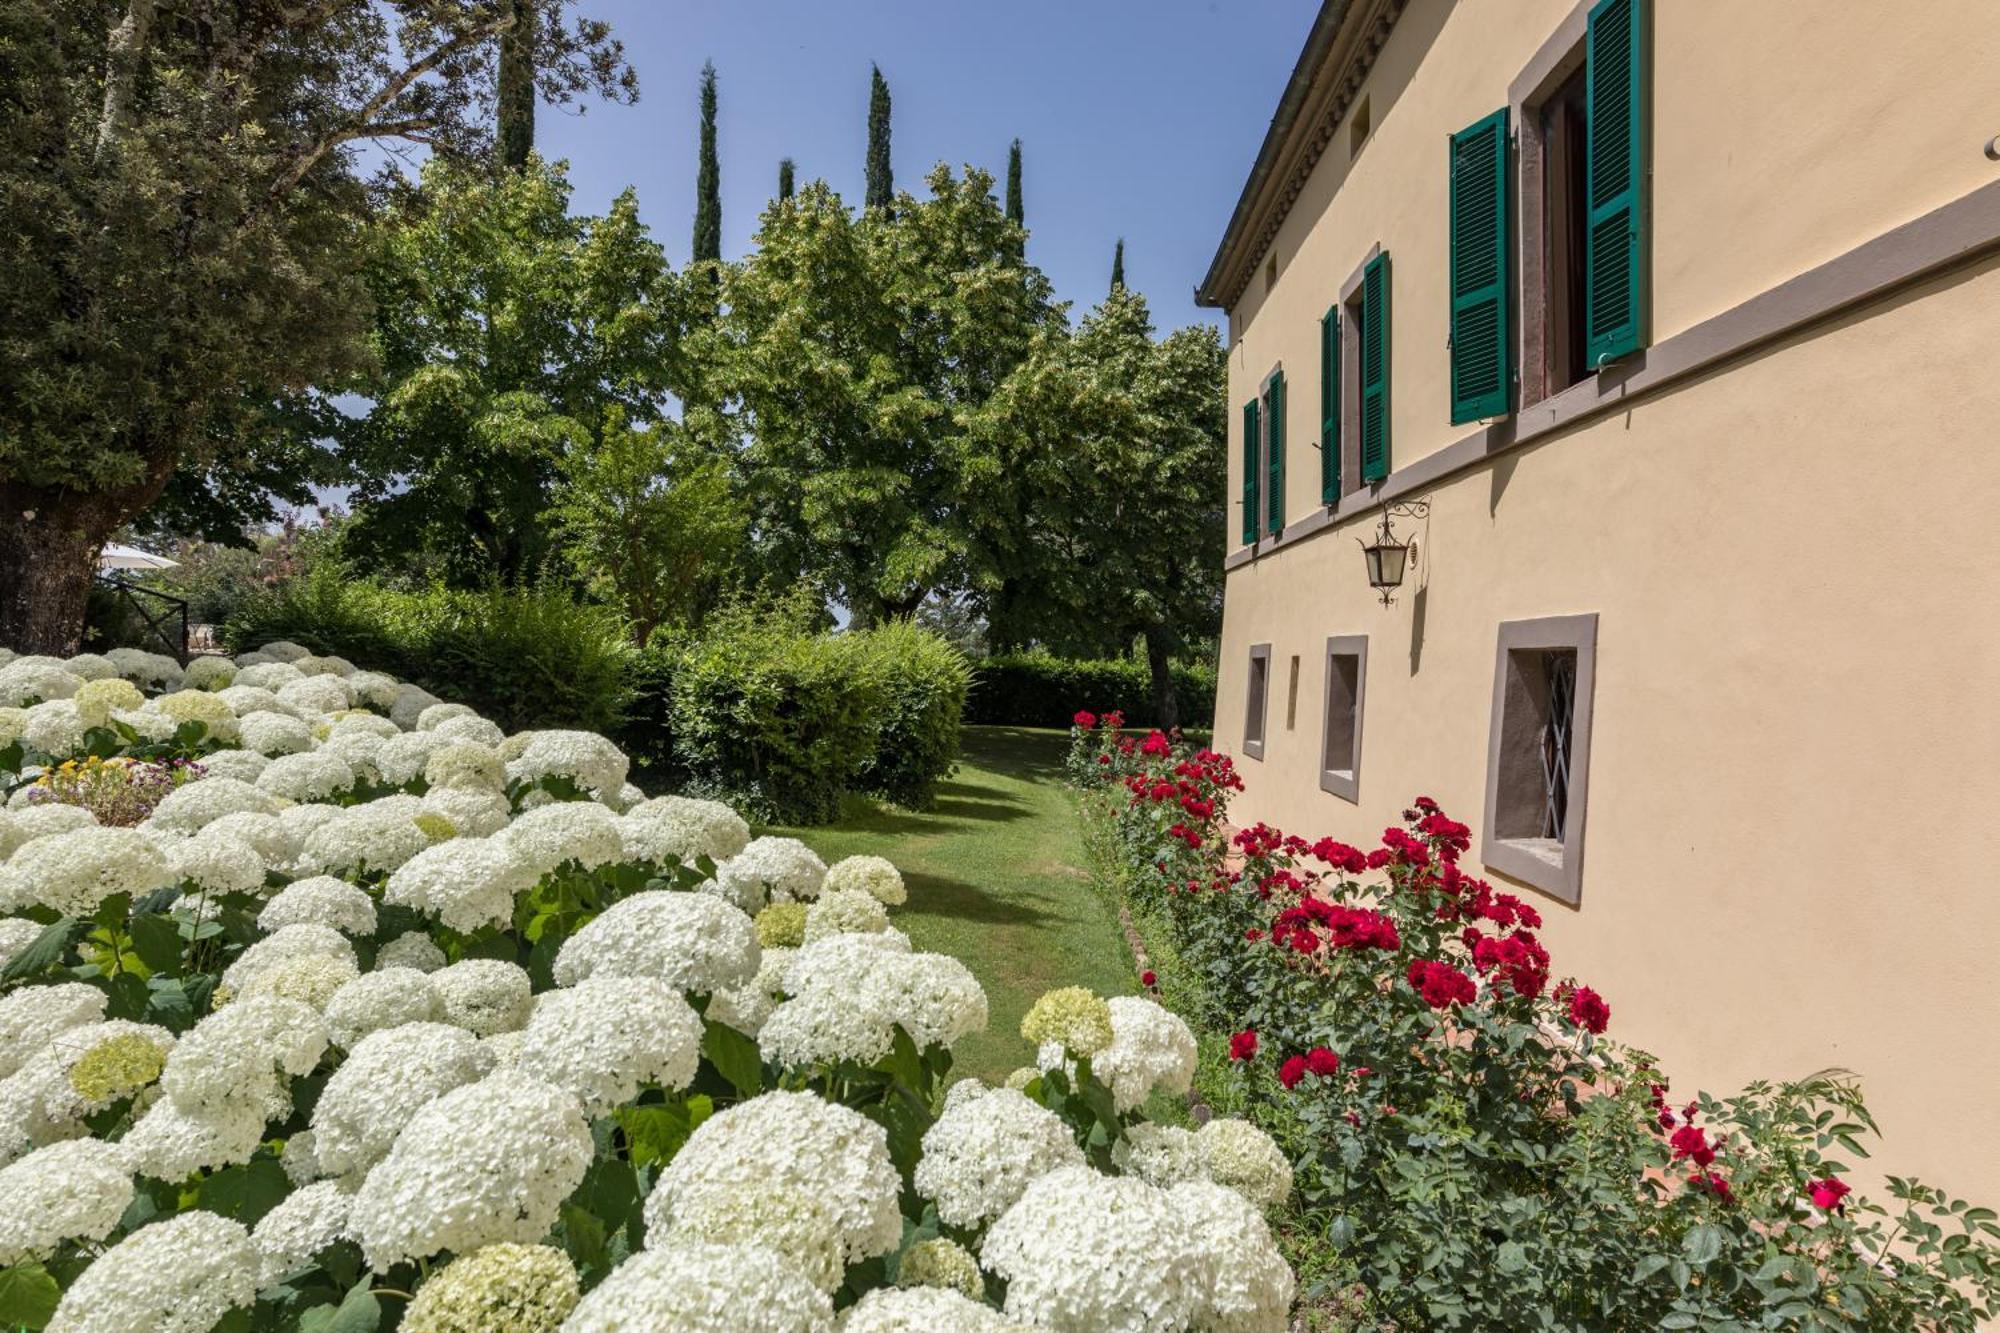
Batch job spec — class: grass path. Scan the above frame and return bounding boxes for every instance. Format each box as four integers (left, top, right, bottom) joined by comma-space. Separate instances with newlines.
769, 725, 1138, 1082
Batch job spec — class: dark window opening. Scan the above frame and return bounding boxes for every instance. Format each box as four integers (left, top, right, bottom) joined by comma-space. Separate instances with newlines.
1493, 647, 1578, 843
1542, 65, 1590, 392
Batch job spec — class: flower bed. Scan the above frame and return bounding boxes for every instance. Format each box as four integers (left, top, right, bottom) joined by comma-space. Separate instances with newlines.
0, 643, 1294, 1332
1069, 712, 2000, 1330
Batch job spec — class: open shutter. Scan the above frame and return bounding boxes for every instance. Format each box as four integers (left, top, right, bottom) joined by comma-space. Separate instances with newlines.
1319, 308, 1340, 501
1264, 372, 1285, 536
1449, 109, 1512, 423
1585, 0, 1647, 366
1240, 399, 1260, 546
1359, 251, 1391, 483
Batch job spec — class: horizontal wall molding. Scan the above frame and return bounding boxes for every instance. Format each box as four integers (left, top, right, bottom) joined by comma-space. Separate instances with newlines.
1225, 176, 2000, 573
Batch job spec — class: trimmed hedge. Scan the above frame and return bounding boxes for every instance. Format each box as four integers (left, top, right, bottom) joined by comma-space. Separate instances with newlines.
966, 653, 1216, 729
855, 620, 973, 810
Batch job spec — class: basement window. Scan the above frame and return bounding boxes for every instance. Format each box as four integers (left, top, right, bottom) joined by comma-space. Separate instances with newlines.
1482, 615, 1597, 903
1243, 643, 1271, 761
1319, 635, 1367, 803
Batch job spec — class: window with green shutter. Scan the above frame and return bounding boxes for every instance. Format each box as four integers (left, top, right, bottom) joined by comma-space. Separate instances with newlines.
1359, 251, 1391, 483
1319, 308, 1340, 502
1449, 109, 1512, 423
1240, 398, 1260, 546
1585, 0, 1647, 366
1264, 371, 1285, 536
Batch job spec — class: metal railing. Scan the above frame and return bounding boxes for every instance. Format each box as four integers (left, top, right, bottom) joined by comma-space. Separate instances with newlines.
94, 575, 190, 665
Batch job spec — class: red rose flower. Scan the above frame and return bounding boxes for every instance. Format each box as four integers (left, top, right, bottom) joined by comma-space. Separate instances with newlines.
1669, 1124, 1717, 1168
1807, 1177, 1851, 1212
1072, 710, 1098, 730
1568, 985, 1611, 1034
1140, 970, 1156, 988
1228, 1030, 1258, 1061
1305, 1046, 1341, 1077
1406, 959, 1477, 1009
1689, 1171, 1734, 1204
1279, 1055, 1308, 1089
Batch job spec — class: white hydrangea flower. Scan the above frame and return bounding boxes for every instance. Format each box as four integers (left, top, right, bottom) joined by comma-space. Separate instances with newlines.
512, 976, 701, 1116
501, 800, 625, 875
166, 831, 267, 897
551, 890, 759, 995
714, 836, 827, 911
841, 1287, 1024, 1333
432, 959, 533, 1036
303, 797, 433, 875
0, 1138, 135, 1266
192, 748, 270, 783
105, 647, 183, 691
48, 1020, 175, 1114
376, 730, 453, 786
762, 936, 984, 1069
1090, 996, 1198, 1114
0, 983, 108, 1080
311, 1021, 492, 1175
417, 703, 479, 732
618, 795, 751, 865
150, 689, 240, 743
432, 713, 505, 746
182, 656, 235, 691
705, 945, 794, 1038
804, 887, 889, 942
0, 917, 42, 972
421, 785, 512, 838
0, 661, 83, 707
424, 741, 505, 793
1169, 1180, 1295, 1333
147, 777, 281, 835
894, 1237, 988, 1300
1194, 1118, 1293, 1212
402, 1242, 581, 1333
643, 1090, 902, 1272
111, 707, 178, 744
235, 661, 304, 692
280, 1130, 323, 1186
201, 810, 300, 868
604, 782, 645, 813
349, 1070, 592, 1270
503, 729, 629, 799
257, 641, 312, 662
22, 700, 87, 758
259, 876, 377, 937
216, 682, 296, 719
120, 1093, 269, 1180
652, 1179, 849, 1291
71, 677, 144, 727
914, 1086, 1084, 1229
273, 800, 344, 857
250, 1176, 358, 1286
345, 671, 401, 712
390, 684, 444, 730
160, 993, 327, 1115
565, 1242, 832, 1333
221, 923, 356, 993
238, 952, 360, 1010
376, 930, 447, 973
293, 652, 356, 678
276, 675, 349, 718
320, 729, 387, 787
323, 968, 441, 1049
0, 707, 25, 751
60, 653, 117, 682
0, 804, 97, 860
0, 826, 174, 916
46, 1210, 255, 1333
0, 1052, 90, 1165
823, 854, 908, 906
257, 750, 356, 802
385, 836, 537, 934
1113, 1123, 1207, 1191
240, 710, 315, 756
981, 1166, 1212, 1333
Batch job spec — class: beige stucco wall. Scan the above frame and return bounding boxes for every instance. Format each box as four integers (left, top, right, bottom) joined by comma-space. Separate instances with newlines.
1215, 0, 2000, 1206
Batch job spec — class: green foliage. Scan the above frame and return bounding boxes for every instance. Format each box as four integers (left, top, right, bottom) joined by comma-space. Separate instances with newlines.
693, 61, 722, 265
852, 620, 973, 810
865, 64, 893, 210
223, 568, 633, 734
777, 157, 796, 201
966, 653, 1216, 729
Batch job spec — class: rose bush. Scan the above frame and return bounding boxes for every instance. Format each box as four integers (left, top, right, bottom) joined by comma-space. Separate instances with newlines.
1070, 712, 2000, 1330
0, 643, 1294, 1332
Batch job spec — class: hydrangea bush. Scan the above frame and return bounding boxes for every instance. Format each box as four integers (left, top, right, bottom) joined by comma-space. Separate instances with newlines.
0, 643, 1295, 1331
1069, 713, 2000, 1329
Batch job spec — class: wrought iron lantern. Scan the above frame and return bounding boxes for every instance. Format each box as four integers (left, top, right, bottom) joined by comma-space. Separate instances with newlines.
1357, 500, 1429, 606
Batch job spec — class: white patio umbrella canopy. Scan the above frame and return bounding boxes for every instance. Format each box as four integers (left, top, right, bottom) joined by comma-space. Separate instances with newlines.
98, 543, 178, 571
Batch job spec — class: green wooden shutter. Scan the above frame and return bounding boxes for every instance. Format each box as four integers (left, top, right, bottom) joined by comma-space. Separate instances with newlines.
1449, 108, 1512, 423
1319, 307, 1340, 502
1264, 371, 1285, 536
1240, 399, 1260, 546
1359, 251, 1391, 483
1585, 0, 1647, 366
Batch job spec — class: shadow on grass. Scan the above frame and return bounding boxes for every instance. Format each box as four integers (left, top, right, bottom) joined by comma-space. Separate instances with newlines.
960, 725, 1070, 783
901, 869, 1060, 928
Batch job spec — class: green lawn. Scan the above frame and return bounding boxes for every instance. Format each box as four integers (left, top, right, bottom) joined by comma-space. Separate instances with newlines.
768, 725, 1139, 1082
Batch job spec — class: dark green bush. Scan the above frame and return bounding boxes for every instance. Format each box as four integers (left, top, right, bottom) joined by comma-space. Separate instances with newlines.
224, 569, 634, 734
853, 620, 972, 810
965, 652, 1216, 728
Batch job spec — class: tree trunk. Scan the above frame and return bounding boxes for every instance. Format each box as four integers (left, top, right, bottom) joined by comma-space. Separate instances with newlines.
1143, 624, 1179, 733
0, 483, 118, 656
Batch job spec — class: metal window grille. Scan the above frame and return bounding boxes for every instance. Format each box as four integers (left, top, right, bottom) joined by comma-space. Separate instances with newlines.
1538, 652, 1576, 839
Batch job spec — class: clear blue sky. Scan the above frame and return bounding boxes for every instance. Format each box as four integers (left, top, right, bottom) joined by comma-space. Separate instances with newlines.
531, 0, 1316, 331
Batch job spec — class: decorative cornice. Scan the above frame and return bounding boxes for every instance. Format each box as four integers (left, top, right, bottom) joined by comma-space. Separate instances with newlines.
1195, 0, 1409, 310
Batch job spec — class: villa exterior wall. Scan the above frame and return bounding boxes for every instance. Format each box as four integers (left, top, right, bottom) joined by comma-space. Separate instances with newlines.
1212, 0, 2000, 1204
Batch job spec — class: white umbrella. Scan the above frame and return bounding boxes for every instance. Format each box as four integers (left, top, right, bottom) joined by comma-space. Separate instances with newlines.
98, 543, 179, 572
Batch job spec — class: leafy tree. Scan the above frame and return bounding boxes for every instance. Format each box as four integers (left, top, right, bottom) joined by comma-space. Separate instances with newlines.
722, 168, 1049, 625
0, 0, 634, 654
1110, 237, 1126, 293
864, 64, 893, 210
693, 59, 721, 264
549, 412, 745, 644
498, 0, 540, 170
777, 157, 796, 201
334, 157, 677, 587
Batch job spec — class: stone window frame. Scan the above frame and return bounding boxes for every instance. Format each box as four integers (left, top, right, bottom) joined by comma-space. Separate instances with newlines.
1481, 613, 1598, 904
1318, 634, 1368, 803
1242, 642, 1272, 761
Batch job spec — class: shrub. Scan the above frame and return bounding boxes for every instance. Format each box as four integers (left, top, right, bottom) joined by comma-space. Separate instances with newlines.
662, 608, 889, 824
967, 652, 1215, 729
852, 620, 971, 810
1074, 718, 2000, 1330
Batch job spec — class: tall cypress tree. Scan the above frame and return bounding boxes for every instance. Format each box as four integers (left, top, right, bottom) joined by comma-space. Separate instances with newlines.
864, 64, 893, 211
1110, 238, 1126, 294
1005, 138, 1024, 227
777, 157, 796, 201
495, 0, 537, 171
692, 60, 721, 265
